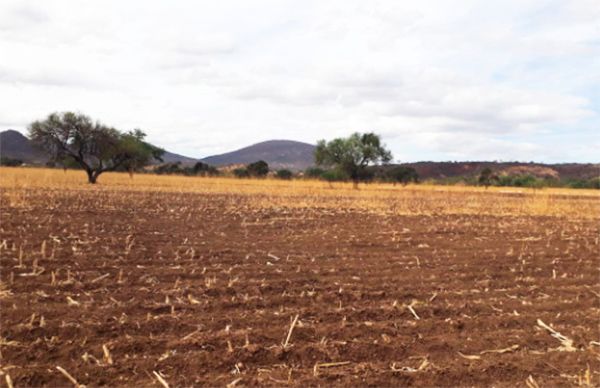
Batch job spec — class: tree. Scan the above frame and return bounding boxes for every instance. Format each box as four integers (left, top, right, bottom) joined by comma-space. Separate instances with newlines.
233, 167, 249, 178
246, 160, 269, 177
315, 132, 392, 186
29, 112, 163, 183
478, 167, 497, 188
387, 166, 419, 186
275, 169, 293, 179
191, 162, 219, 177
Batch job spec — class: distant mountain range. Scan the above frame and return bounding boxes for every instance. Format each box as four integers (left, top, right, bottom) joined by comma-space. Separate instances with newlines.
1, 129, 598, 179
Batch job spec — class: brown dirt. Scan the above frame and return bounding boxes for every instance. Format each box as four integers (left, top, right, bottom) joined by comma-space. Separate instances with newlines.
1, 188, 599, 387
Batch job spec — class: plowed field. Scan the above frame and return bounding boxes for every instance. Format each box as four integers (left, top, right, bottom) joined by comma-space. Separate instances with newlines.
1, 169, 599, 386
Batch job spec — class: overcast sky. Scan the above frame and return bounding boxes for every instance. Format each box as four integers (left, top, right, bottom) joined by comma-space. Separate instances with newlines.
1, 0, 598, 162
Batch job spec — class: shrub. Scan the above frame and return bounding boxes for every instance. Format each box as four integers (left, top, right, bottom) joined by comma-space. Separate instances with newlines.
0, 157, 23, 167
192, 162, 219, 177
275, 169, 293, 179
246, 160, 269, 177
233, 168, 249, 178
386, 166, 419, 185
321, 169, 348, 182
304, 167, 326, 178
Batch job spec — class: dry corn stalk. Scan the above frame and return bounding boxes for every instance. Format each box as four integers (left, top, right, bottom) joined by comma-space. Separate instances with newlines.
525, 375, 540, 388
480, 344, 519, 354
457, 351, 481, 360
283, 314, 299, 349
56, 366, 85, 388
153, 371, 170, 388
313, 361, 351, 376
537, 319, 576, 352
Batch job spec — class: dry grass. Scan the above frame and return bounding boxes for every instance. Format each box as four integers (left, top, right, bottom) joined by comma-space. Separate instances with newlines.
1, 167, 598, 218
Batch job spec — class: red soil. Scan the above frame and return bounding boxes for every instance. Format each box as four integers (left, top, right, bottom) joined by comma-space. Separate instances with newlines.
1, 189, 599, 386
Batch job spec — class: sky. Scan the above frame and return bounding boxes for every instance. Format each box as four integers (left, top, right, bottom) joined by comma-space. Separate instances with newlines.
0, 0, 598, 163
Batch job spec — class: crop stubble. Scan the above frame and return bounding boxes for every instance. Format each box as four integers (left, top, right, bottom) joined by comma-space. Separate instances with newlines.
0, 168, 599, 386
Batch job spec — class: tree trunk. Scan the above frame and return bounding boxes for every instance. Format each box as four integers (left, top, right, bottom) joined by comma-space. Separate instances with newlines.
86, 170, 98, 184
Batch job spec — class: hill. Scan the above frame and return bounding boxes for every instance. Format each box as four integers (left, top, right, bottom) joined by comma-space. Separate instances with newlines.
0, 130, 197, 165
159, 151, 198, 164
201, 140, 316, 171
397, 161, 599, 181
0, 130, 47, 163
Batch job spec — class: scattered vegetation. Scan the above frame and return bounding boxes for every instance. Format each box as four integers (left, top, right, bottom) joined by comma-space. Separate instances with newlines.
154, 161, 219, 177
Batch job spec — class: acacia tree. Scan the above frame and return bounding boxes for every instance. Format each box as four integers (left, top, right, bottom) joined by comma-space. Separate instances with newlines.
315, 132, 392, 186
29, 112, 164, 184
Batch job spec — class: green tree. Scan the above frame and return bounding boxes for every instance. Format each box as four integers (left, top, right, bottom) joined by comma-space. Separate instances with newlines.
246, 160, 269, 177
275, 169, 293, 179
315, 132, 392, 186
233, 167, 249, 178
387, 166, 419, 186
29, 112, 163, 183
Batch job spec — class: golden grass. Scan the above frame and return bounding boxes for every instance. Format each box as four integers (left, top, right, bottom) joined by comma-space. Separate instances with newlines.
1, 167, 599, 218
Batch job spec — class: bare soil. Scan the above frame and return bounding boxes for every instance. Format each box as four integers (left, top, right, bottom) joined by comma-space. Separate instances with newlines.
1, 188, 599, 386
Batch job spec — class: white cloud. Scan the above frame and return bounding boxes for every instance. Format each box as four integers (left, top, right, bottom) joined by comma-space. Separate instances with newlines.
0, 0, 598, 162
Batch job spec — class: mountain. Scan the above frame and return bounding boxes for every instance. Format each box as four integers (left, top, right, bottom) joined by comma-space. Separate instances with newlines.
0, 130, 47, 163
201, 140, 316, 171
159, 151, 198, 164
0, 129, 198, 165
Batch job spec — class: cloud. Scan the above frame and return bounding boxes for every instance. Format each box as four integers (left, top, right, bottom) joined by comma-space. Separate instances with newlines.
0, 0, 598, 162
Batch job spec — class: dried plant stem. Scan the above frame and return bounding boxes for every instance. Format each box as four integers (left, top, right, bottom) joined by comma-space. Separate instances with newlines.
283, 314, 299, 348
56, 366, 84, 387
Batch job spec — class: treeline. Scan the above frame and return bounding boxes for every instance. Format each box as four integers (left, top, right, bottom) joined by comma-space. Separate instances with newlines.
4, 112, 598, 189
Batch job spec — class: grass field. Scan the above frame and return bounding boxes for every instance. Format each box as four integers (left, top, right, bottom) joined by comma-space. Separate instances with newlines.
1, 167, 599, 386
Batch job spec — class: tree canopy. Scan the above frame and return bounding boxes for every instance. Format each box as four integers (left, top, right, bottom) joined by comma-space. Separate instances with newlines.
315, 132, 392, 184
29, 112, 164, 183
246, 160, 269, 177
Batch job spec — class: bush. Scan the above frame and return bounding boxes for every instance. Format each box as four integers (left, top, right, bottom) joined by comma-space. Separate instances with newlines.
275, 169, 293, 179
497, 174, 545, 189
567, 177, 600, 189
386, 166, 419, 185
321, 169, 348, 182
233, 168, 249, 178
304, 167, 326, 179
478, 167, 498, 187
246, 160, 269, 177
192, 162, 219, 177
155, 162, 184, 175
0, 157, 23, 166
